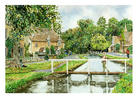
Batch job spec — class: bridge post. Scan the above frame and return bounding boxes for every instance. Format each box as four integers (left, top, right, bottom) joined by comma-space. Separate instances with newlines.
66, 60, 68, 75
51, 60, 53, 73
88, 60, 90, 75
125, 60, 127, 73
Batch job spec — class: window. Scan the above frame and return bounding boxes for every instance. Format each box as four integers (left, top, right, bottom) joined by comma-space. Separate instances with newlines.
36, 43, 38, 47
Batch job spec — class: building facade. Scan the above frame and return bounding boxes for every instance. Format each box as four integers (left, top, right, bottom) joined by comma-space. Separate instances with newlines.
24, 28, 64, 55
108, 24, 132, 53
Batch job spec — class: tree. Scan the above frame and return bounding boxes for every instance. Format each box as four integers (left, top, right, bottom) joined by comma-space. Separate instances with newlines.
117, 18, 133, 36
97, 16, 107, 35
5, 5, 62, 67
91, 33, 109, 51
108, 17, 118, 36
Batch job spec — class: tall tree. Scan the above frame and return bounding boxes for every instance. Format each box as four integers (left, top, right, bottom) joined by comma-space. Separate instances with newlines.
5, 5, 62, 67
117, 18, 133, 36
108, 17, 118, 36
97, 16, 106, 35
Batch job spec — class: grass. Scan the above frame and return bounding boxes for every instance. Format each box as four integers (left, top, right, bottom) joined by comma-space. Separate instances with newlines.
5, 58, 87, 93
6, 72, 51, 93
98, 54, 133, 93
78, 54, 88, 59
6, 61, 63, 74
5, 61, 63, 93
54, 60, 87, 71
98, 54, 132, 66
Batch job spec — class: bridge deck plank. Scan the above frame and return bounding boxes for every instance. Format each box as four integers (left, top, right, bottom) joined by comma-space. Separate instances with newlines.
54, 71, 124, 75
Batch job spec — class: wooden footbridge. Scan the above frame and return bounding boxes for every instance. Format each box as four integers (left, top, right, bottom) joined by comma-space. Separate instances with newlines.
49, 59, 129, 76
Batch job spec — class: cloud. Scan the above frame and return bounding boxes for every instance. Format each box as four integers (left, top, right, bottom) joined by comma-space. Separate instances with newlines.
58, 5, 132, 32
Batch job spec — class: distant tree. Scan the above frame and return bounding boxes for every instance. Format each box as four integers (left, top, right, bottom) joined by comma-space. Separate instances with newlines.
97, 16, 107, 35
108, 17, 118, 36
117, 18, 133, 36
91, 33, 109, 51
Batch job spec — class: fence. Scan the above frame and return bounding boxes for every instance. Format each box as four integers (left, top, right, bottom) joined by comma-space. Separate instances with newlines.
49, 59, 129, 75
5, 57, 45, 65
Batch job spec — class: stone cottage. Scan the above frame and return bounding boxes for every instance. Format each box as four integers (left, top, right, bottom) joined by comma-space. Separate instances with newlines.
108, 24, 132, 53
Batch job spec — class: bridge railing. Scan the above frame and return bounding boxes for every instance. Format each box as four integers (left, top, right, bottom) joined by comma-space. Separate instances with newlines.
49, 59, 129, 75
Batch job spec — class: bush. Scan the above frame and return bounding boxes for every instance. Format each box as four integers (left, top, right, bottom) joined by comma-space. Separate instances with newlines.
35, 51, 39, 54
45, 47, 49, 54
51, 45, 55, 54
112, 71, 132, 93
45, 54, 49, 60
115, 43, 120, 52
127, 45, 132, 54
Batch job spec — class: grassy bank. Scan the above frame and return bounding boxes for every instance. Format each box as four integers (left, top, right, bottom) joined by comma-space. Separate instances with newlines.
6, 61, 63, 74
5, 61, 63, 93
112, 71, 132, 93
98, 54, 132, 93
54, 60, 87, 71
78, 54, 89, 59
6, 58, 87, 93
98, 54, 132, 66
6, 72, 51, 93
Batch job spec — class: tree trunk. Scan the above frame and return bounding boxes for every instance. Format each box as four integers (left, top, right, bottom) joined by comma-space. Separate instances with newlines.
9, 44, 21, 68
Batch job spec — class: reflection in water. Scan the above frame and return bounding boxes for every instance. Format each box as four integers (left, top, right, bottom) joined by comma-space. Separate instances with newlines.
16, 55, 132, 93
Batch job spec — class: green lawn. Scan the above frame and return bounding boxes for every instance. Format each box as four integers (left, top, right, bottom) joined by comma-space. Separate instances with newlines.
5, 59, 87, 93
6, 61, 63, 74
78, 54, 89, 59
54, 60, 87, 71
98, 54, 132, 66
5, 61, 63, 93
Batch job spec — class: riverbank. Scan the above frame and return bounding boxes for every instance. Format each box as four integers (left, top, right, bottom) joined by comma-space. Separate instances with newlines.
6, 55, 88, 93
97, 53, 132, 93
98, 54, 132, 67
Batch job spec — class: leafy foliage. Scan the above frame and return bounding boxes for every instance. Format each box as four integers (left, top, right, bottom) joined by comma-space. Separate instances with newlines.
115, 43, 120, 52
45, 47, 49, 54
45, 54, 49, 60
51, 45, 55, 54
91, 33, 109, 51
112, 72, 132, 93
24, 43, 30, 57
127, 45, 132, 54
6, 37, 13, 57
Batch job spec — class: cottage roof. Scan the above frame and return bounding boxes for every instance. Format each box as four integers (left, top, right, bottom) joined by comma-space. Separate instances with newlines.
29, 28, 64, 42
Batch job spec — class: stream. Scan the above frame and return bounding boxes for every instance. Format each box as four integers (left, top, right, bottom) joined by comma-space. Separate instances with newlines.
16, 55, 132, 93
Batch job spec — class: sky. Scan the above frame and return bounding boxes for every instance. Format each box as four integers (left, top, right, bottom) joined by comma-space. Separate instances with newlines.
57, 5, 133, 32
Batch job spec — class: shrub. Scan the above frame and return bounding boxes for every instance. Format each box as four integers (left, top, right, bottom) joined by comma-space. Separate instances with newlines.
127, 45, 132, 54
112, 72, 132, 93
115, 43, 120, 52
45, 47, 49, 54
35, 51, 39, 54
45, 54, 49, 60
51, 45, 55, 54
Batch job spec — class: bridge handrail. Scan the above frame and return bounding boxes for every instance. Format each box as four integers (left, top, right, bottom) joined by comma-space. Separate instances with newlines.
50, 58, 129, 75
